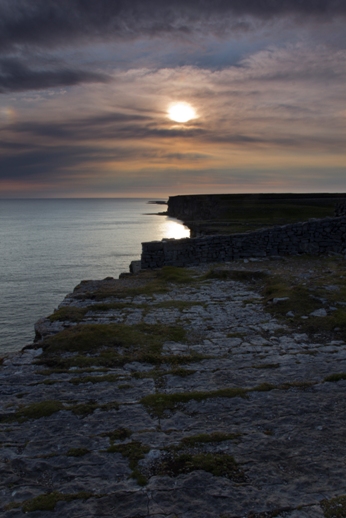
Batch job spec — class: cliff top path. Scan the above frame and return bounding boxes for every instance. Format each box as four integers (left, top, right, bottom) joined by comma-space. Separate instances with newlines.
1, 254, 346, 518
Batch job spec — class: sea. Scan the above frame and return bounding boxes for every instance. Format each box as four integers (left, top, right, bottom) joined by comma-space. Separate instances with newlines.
0, 198, 190, 356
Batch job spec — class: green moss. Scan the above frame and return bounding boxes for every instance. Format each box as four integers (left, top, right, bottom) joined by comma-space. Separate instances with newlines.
37, 367, 109, 376
205, 269, 269, 282
141, 381, 315, 417
321, 494, 346, 517
179, 432, 241, 447
37, 322, 187, 369
66, 448, 90, 457
252, 381, 314, 392
154, 452, 245, 482
252, 363, 280, 369
324, 373, 346, 382
158, 266, 197, 284
257, 257, 346, 342
88, 301, 133, 312
48, 306, 87, 322
140, 387, 247, 417
67, 400, 119, 416
107, 440, 150, 485
252, 383, 277, 392
1, 400, 64, 423
79, 271, 169, 300
15, 392, 28, 399
13, 491, 95, 513
169, 367, 196, 377
106, 427, 132, 442
39, 379, 61, 385
69, 373, 121, 385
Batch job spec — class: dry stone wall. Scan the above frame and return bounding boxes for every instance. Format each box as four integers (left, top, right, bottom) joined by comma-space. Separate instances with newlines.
141, 216, 346, 268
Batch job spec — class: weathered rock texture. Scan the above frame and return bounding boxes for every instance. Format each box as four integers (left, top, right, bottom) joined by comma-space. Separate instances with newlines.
1, 260, 346, 517
141, 216, 346, 269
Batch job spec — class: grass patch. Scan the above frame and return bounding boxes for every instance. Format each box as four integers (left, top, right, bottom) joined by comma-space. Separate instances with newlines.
106, 427, 132, 442
153, 452, 245, 482
68, 400, 119, 416
37, 367, 109, 376
140, 382, 315, 417
48, 307, 87, 322
88, 301, 133, 312
69, 374, 122, 385
178, 432, 241, 447
185, 195, 336, 235
205, 268, 269, 282
0, 398, 121, 423
0, 400, 64, 423
321, 494, 346, 517
131, 366, 196, 381
6, 491, 96, 513
252, 382, 277, 392
107, 440, 150, 486
158, 266, 197, 284
255, 255, 346, 342
73, 268, 202, 301
36, 322, 187, 369
252, 363, 280, 369
169, 367, 196, 377
66, 448, 90, 457
324, 373, 346, 382
140, 387, 248, 417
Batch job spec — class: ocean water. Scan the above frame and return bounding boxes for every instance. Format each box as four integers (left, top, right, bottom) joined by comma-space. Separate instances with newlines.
0, 199, 189, 355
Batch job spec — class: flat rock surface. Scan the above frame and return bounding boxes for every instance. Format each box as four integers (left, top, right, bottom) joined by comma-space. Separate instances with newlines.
1, 260, 346, 517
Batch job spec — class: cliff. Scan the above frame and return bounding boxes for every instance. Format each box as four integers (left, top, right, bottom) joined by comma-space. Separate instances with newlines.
167, 193, 346, 236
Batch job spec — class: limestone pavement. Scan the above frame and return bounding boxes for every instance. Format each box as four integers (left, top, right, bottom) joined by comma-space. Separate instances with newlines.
1, 262, 346, 517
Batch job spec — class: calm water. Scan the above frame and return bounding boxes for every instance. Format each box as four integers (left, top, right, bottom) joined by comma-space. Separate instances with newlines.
0, 199, 189, 355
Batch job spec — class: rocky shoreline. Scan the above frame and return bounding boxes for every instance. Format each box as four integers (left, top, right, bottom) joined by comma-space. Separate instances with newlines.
1, 256, 346, 517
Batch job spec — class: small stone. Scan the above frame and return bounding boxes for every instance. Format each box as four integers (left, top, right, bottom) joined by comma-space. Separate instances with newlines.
286, 311, 295, 317
272, 297, 289, 304
310, 308, 327, 317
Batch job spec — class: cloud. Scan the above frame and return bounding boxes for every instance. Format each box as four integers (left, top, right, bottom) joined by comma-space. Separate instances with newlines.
0, 1, 344, 52
0, 57, 109, 93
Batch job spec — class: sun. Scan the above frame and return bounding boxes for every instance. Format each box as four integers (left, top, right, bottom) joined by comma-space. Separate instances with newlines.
168, 102, 196, 123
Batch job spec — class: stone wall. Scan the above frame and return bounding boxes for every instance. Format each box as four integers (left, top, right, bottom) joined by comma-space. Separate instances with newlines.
141, 216, 346, 268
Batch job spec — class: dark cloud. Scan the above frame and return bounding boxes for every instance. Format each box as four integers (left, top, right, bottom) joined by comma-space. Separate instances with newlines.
0, 57, 109, 93
5, 113, 205, 141
0, 143, 140, 181
0, 1, 344, 52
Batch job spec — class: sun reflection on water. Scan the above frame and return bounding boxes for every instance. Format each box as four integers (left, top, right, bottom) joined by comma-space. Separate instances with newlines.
159, 217, 190, 240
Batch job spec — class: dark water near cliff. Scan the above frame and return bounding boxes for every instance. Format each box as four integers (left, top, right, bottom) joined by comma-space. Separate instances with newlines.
0, 199, 189, 355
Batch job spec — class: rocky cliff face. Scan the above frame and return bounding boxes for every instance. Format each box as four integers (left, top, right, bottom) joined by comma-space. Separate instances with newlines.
167, 193, 346, 223
167, 193, 346, 236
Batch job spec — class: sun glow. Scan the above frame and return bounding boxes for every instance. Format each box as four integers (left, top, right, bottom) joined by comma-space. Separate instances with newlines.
168, 102, 196, 123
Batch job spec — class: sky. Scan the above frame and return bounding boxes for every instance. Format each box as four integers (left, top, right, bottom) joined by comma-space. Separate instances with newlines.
0, 1, 345, 198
